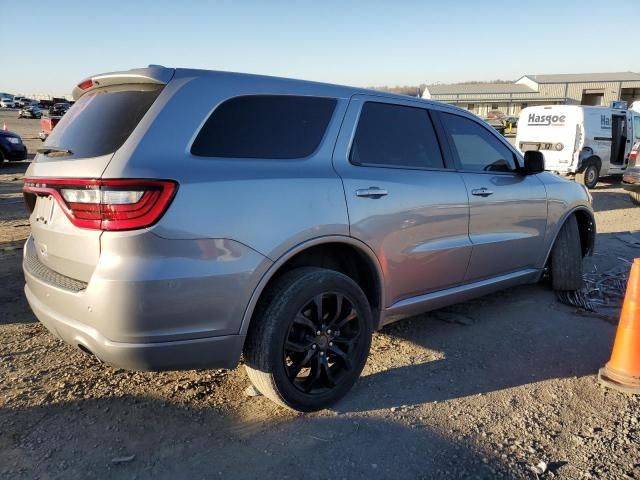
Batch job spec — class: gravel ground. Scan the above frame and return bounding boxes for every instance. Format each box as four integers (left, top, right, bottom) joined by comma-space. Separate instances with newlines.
1, 111, 640, 479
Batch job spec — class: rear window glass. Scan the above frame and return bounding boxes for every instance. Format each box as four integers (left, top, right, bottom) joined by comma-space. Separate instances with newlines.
191, 95, 337, 159
42, 85, 162, 159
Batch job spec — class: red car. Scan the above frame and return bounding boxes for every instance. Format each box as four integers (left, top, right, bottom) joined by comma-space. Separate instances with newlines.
486, 110, 506, 120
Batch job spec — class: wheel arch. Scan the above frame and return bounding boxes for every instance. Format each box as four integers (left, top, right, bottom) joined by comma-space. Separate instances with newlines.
542, 207, 596, 267
239, 236, 385, 338
582, 155, 602, 172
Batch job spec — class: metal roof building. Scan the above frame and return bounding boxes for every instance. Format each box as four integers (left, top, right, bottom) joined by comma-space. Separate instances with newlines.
422, 72, 640, 117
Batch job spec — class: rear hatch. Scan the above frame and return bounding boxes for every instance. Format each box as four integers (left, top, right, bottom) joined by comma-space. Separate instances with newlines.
516, 106, 579, 172
23, 67, 173, 283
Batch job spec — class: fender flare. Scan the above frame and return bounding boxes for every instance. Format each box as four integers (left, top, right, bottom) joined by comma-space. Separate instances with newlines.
541, 206, 596, 268
238, 235, 386, 337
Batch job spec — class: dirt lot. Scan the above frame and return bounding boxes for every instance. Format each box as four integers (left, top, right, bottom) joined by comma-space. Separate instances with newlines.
1, 110, 640, 479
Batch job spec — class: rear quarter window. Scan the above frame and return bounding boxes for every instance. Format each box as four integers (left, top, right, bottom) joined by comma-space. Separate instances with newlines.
191, 95, 337, 159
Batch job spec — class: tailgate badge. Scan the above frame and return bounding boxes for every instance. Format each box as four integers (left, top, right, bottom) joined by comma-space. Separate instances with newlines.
39, 243, 48, 257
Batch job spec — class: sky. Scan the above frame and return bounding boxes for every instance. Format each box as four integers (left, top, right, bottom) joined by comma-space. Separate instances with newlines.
2, 0, 637, 96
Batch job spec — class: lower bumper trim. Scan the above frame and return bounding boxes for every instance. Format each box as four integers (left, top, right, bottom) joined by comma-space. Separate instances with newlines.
25, 284, 244, 371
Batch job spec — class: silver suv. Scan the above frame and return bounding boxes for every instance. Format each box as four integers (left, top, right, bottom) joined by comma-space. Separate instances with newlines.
23, 66, 595, 411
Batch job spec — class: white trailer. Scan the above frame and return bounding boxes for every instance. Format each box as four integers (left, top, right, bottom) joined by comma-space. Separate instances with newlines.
515, 104, 640, 188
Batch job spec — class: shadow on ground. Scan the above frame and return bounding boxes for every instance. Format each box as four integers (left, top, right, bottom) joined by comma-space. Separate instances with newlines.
591, 189, 635, 212
0, 395, 517, 479
0, 244, 33, 325
335, 283, 613, 413
0, 159, 31, 175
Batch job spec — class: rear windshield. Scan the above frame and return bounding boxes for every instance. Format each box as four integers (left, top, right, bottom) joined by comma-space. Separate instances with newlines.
191, 95, 337, 159
42, 85, 163, 159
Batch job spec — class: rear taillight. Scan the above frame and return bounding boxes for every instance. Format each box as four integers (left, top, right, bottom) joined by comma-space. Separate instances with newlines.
630, 142, 640, 165
23, 178, 177, 231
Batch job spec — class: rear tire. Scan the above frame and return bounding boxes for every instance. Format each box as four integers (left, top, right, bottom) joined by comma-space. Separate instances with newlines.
244, 267, 373, 412
630, 191, 640, 206
550, 215, 584, 291
575, 161, 599, 189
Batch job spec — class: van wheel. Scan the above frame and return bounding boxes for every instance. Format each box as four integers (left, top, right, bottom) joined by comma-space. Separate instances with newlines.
244, 267, 373, 412
630, 192, 640, 206
576, 162, 599, 189
550, 215, 583, 291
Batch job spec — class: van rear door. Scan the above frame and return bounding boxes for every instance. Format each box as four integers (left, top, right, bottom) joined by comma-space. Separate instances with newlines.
23, 68, 172, 283
516, 106, 578, 173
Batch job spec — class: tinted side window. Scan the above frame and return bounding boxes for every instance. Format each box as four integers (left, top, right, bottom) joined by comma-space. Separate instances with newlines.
350, 102, 444, 169
191, 95, 336, 159
440, 112, 517, 172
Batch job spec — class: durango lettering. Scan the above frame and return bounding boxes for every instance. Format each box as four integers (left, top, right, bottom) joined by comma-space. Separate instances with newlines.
527, 113, 566, 126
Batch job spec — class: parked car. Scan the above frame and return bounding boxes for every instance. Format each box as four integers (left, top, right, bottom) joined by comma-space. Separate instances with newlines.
48, 102, 70, 116
18, 105, 42, 119
18, 98, 35, 107
0, 97, 15, 108
0, 129, 27, 166
623, 141, 640, 205
22, 67, 595, 412
486, 110, 506, 120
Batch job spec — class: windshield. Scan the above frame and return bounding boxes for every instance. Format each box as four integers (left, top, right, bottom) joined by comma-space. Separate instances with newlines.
42, 84, 163, 159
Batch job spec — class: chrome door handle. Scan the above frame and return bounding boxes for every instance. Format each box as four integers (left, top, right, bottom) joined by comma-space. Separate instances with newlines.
356, 187, 388, 198
471, 188, 494, 197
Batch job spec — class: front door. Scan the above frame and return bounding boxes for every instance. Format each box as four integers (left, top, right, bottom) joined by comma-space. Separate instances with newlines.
436, 111, 548, 282
333, 96, 472, 307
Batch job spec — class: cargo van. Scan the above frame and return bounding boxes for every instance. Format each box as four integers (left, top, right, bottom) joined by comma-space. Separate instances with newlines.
515, 104, 640, 188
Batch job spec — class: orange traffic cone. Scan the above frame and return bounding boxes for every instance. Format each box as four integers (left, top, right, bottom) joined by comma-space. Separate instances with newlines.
598, 258, 640, 393
2, 121, 6, 131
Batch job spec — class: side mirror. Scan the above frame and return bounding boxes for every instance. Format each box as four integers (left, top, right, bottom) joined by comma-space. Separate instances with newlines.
523, 150, 545, 175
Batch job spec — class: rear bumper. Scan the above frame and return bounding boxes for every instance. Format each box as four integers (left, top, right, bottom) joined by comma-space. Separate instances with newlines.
23, 232, 271, 371
25, 283, 244, 370
623, 168, 640, 192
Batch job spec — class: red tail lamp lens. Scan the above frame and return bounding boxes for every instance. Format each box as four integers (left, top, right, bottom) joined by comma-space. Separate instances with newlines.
23, 178, 177, 231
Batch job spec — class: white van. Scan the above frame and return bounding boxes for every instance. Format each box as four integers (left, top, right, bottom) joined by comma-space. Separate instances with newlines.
516, 104, 640, 188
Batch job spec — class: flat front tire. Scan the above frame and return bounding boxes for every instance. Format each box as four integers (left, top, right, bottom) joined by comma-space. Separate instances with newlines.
550, 215, 584, 291
244, 267, 373, 412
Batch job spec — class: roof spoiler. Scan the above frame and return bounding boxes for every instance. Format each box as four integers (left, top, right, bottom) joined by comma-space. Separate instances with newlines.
72, 65, 175, 100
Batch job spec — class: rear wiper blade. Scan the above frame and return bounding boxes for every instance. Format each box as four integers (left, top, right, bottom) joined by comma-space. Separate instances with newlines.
37, 146, 73, 157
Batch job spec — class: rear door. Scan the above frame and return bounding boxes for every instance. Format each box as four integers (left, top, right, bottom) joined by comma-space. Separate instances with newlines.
25, 80, 167, 282
437, 111, 547, 282
516, 106, 577, 172
333, 95, 471, 307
